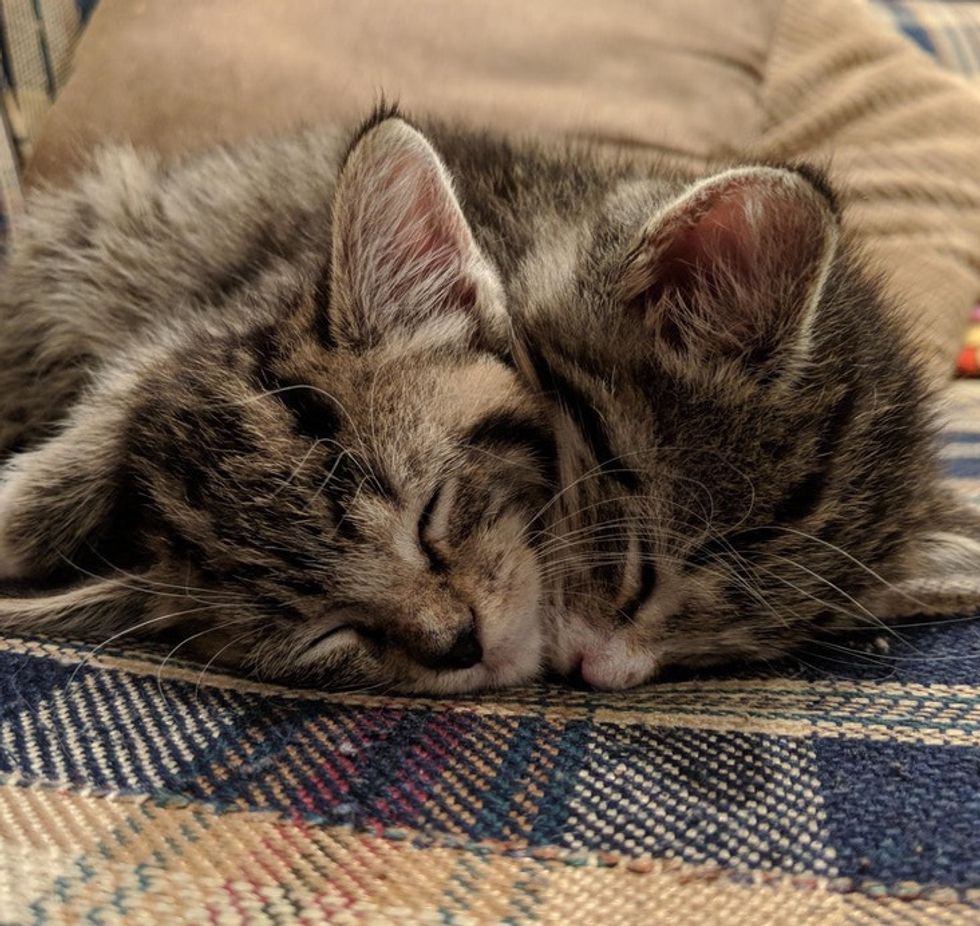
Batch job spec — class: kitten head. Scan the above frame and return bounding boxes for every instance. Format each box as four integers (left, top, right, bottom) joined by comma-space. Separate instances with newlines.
0, 114, 555, 693
518, 164, 980, 689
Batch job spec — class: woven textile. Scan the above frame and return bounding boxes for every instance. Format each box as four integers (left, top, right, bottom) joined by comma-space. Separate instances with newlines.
0, 385, 978, 922
0, 0, 86, 236
0, 3, 979, 923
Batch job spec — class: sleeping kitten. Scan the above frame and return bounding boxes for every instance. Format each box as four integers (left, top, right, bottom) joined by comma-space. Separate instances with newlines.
1, 107, 976, 694
512, 163, 980, 689
0, 112, 557, 693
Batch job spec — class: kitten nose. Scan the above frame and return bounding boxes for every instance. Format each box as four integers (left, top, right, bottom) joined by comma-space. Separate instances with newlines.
428, 627, 483, 671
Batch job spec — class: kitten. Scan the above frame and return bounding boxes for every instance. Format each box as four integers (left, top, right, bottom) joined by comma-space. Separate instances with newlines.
0, 111, 557, 693
1, 107, 976, 694
512, 163, 980, 689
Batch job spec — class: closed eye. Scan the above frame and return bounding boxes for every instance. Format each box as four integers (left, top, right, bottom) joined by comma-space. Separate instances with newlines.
617, 554, 658, 624
308, 625, 354, 649
418, 485, 449, 573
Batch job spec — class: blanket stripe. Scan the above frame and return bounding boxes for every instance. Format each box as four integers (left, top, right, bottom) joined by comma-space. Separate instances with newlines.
0, 384, 977, 923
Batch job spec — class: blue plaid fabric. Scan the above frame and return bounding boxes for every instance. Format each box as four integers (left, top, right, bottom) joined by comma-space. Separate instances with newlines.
874, 0, 980, 73
0, 385, 978, 922
0, 3, 979, 922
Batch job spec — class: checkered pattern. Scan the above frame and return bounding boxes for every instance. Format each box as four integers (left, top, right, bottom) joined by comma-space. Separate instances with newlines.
0, 4, 979, 923
0, 386, 977, 922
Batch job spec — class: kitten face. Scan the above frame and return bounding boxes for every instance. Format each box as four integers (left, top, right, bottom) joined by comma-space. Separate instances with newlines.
121, 329, 552, 694
519, 166, 980, 689
0, 115, 555, 693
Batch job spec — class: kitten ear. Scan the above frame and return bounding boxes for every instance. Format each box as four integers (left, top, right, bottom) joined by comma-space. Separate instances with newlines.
329, 116, 508, 352
864, 502, 980, 620
621, 166, 839, 373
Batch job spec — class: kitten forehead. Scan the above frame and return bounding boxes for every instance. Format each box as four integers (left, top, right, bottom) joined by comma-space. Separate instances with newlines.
602, 177, 680, 226
439, 357, 530, 419
347, 352, 534, 437
516, 216, 588, 319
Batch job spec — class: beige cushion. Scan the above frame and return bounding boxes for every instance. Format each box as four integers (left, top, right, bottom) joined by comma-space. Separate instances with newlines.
28, 0, 778, 180
27, 0, 980, 380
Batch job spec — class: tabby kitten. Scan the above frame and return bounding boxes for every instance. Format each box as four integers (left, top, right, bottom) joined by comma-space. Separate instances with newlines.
513, 164, 980, 689
1, 109, 976, 694
0, 113, 557, 693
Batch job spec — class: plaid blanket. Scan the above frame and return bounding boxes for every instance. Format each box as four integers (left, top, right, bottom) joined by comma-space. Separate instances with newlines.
0, 383, 978, 922
0, 2, 979, 923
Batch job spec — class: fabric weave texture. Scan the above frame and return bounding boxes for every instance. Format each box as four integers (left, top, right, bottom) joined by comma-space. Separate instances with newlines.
0, 2, 979, 923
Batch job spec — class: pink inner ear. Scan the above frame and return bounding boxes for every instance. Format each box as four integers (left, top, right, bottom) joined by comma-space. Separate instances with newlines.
374, 152, 475, 307
655, 180, 763, 296
634, 170, 836, 359
387, 155, 456, 255
410, 187, 480, 313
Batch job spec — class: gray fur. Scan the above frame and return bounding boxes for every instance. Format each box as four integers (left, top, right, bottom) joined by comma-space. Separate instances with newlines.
511, 161, 980, 688
0, 114, 554, 693
0, 109, 976, 693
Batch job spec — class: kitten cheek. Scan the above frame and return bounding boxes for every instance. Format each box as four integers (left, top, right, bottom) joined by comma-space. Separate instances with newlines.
545, 612, 597, 677
478, 548, 545, 685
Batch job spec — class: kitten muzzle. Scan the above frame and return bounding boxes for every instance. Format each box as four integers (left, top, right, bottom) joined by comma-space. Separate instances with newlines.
411, 613, 483, 671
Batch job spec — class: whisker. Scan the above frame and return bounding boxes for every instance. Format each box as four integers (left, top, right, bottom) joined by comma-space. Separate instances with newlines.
810, 636, 980, 664
64, 602, 231, 691
270, 438, 323, 497
193, 631, 256, 697
756, 524, 944, 615
56, 550, 240, 606
156, 617, 252, 702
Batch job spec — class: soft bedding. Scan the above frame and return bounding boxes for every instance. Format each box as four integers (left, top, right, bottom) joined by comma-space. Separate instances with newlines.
0, 1, 979, 923
0, 385, 977, 922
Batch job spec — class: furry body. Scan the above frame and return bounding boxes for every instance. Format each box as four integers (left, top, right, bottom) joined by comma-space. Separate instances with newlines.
0, 111, 976, 692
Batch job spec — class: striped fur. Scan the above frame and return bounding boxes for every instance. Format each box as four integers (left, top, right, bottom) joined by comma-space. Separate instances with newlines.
0, 109, 975, 693
512, 165, 980, 689
0, 113, 555, 693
